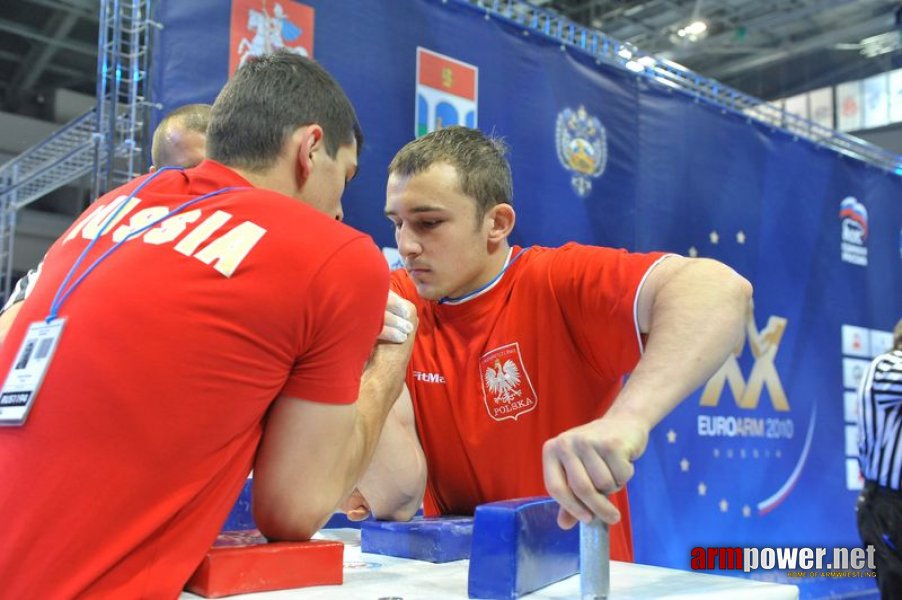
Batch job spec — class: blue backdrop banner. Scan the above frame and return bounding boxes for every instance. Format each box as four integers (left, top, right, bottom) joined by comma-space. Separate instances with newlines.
152, 1, 901, 594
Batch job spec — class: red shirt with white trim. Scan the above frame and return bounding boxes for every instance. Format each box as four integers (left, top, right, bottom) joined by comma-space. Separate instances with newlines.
391, 243, 667, 562
0, 160, 388, 598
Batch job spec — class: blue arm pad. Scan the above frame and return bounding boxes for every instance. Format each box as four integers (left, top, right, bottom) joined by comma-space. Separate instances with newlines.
468, 497, 579, 599
221, 479, 256, 531
361, 516, 474, 562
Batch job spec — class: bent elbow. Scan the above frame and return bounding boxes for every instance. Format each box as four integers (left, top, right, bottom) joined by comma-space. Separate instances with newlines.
371, 460, 427, 522
254, 503, 329, 542
734, 272, 754, 305
382, 504, 421, 522
705, 259, 753, 309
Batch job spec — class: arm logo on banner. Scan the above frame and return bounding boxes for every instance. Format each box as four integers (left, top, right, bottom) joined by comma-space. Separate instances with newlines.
415, 48, 478, 138
230, 0, 314, 76
664, 301, 818, 518
699, 310, 789, 413
555, 106, 607, 198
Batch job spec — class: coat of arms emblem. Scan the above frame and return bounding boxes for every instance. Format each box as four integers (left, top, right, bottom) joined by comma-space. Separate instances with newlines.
555, 105, 607, 197
230, 0, 314, 76
479, 343, 537, 422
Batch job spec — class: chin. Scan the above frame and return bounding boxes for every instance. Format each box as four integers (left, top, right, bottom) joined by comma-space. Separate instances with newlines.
414, 282, 444, 301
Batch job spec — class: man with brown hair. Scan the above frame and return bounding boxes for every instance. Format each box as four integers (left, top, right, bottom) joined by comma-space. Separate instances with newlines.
0, 51, 412, 598
346, 126, 753, 563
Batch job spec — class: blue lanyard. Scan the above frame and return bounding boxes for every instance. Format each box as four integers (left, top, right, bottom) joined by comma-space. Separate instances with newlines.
439, 247, 528, 304
47, 167, 246, 322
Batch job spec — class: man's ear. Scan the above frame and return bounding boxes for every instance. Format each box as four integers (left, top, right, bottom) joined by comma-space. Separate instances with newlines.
294, 124, 324, 182
485, 203, 516, 244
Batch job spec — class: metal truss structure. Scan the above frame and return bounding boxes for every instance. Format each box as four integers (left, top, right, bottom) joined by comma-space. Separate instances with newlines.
0, 0, 153, 300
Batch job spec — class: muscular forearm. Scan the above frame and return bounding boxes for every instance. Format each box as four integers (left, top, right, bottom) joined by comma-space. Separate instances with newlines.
542, 258, 751, 527
542, 258, 752, 528
608, 258, 752, 432
254, 342, 414, 541
354, 388, 426, 521
346, 358, 410, 489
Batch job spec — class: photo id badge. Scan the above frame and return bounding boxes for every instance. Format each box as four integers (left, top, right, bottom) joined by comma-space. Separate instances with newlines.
0, 318, 65, 426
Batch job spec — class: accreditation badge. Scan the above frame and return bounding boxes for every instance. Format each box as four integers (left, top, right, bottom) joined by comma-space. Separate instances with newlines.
0, 318, 65, 426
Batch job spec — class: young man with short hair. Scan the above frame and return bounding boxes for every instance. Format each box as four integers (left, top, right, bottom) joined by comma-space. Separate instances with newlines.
348, 126, 753, 562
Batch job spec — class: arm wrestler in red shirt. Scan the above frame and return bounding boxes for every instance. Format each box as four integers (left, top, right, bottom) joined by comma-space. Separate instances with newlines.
342, 126, 752, 563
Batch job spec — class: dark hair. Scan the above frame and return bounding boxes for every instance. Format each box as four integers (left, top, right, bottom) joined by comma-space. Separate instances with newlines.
207, 51, 362, 171
388, 126, 512, 220
151, 103, 211, 168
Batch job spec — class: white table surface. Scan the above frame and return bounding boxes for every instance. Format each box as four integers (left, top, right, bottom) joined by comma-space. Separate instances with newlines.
182, 528, 799, 600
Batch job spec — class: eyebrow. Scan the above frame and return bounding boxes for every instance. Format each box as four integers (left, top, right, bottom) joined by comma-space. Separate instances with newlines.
384, 205, 448, 217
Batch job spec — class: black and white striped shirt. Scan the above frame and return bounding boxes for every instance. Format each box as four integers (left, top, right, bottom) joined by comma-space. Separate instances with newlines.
858, 348, 902, 490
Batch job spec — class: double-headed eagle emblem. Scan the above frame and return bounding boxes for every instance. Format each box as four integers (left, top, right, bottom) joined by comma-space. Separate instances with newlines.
555, 105, 607, 198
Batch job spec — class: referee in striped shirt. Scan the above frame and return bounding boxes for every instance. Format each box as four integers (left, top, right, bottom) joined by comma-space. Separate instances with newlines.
857, 318, 902, 599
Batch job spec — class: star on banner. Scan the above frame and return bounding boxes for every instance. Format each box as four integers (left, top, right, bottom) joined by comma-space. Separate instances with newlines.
719, 499, 729, 512
713, 448, 720, 458
666, 429, 677, 443
709, 230, 720, 244
727, 449, 734, 458
698, 482, 707, 496
680, 458, 690, 472
736, 230, 746, 244
742, 505, 752, 518
688, 246, 698, 258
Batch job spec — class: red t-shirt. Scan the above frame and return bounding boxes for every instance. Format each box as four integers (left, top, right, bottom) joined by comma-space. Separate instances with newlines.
391, 244, 667, 562
0, 160, 388, 598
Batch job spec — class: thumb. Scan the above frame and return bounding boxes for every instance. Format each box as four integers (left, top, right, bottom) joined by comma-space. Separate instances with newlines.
346, 506, 371, 521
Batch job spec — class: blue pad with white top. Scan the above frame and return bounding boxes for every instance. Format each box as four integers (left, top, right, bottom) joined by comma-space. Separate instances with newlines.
468, 497, 579, 599
360, 516, 474, 563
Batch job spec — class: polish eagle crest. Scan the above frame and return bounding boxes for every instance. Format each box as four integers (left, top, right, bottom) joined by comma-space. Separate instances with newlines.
484, 358, 522, 404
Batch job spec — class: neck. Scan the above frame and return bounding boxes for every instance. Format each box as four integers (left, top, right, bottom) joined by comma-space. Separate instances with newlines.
445, 241, 512, 301
230, 160, 297, 198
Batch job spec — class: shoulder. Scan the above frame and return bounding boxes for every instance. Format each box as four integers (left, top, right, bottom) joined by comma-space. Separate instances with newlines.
875, 350, 902, 370
524, 242, 653, 264
516, 242, 666, 280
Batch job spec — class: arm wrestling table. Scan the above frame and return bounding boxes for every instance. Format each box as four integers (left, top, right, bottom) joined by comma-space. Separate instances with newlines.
180, 528, 799, 600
